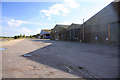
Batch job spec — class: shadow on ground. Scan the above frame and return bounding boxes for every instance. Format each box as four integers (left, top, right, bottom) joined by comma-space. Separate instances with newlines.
20, 39, 118, 78
20, 39, 83, 77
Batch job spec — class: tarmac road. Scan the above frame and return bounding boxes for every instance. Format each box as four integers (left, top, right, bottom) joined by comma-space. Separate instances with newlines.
2, 39, 118, 78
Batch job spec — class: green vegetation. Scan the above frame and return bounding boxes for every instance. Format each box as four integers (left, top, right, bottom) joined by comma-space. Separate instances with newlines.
0, 33, 40, 41
32, 33, 40, 38
0, 36, 14, 41
14, 34, 32, 39
13, 33, 40, 39
23, 34, 25, 38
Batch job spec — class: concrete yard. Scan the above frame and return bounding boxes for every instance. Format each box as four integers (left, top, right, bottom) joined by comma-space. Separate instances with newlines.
1, 39, 118, 78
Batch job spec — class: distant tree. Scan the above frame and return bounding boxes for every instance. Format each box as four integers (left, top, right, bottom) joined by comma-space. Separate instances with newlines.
32, 35, 36, 38
30, 35, 32, 38
20, 34, 22, 38
26, 36, 30, 38
23, 34, 26, 38
36, 33, 40, 36
14, 35, 17, 39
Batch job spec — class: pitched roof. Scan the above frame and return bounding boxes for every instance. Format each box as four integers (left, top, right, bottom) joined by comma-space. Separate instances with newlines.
67, 23, 81, 30
55, 24, 70, 29
42, 29, 51, 33
51, 24, 70, 33
40, 29, 51, 35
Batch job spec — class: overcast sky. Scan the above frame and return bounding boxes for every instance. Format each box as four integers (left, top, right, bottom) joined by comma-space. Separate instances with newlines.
2, 0, 114, 37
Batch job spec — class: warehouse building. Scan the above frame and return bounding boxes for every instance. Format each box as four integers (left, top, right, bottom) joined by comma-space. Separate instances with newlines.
66, 23, 82, 41
40, 29, 51, 39
50, 24, 69, 40
81, 2, 119, 44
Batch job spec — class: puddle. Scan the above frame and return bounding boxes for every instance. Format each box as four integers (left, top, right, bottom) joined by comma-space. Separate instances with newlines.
0, 48, 6, 51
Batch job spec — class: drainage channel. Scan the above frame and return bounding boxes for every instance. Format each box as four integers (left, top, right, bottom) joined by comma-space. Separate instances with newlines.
0, 48, 6, 51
